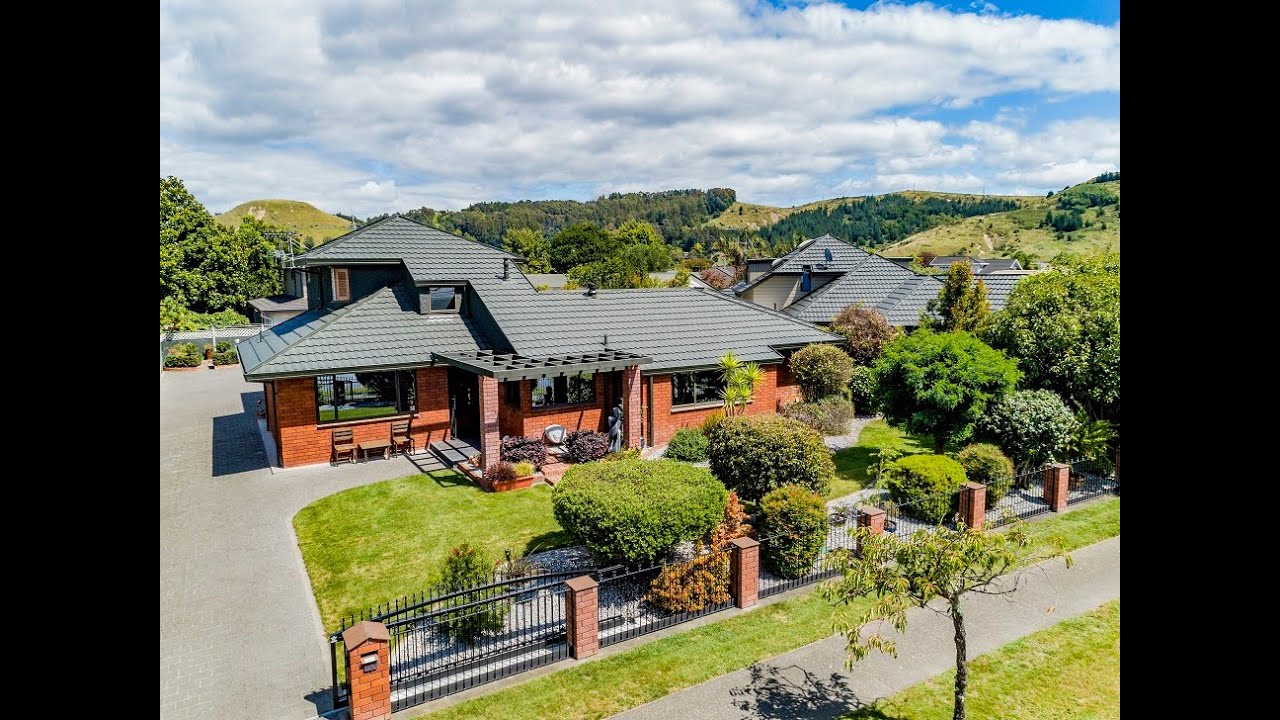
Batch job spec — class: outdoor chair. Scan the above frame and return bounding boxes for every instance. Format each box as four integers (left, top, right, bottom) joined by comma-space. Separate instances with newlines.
331, 428, 356, 465
390, 419, 414, 456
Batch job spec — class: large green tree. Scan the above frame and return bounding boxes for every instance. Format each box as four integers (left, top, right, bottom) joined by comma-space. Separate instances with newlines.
160, 176, 280, 312
980, 252, 1120, 422
501, 227, 552, 273
823, 522, 1068, 720
928, 260, 990, 331
549, 223, 620, 272
874, 330, 1021, 452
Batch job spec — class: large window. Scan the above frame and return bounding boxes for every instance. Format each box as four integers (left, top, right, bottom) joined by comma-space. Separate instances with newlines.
531, 372, 595, 408
427, 286, 461, 312
671, 369, 723, 407
316, 371, 416, 423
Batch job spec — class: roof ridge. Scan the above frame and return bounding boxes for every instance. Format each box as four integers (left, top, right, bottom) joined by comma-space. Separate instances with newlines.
296, 214, 517, 261
245, 286, 396, 372
293, 215, 393, 259
693, 287, 842, 338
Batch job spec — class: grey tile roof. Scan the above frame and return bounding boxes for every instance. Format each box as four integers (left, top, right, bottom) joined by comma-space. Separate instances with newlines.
976, 258, 1023, 273
474, 285, 840, 371
525, 274, 570, 288
765, 234, 870, 274
976, 272, 1031, 308
784, 253, 939, 324
248, 294, 308, 312
238, 284, 489, 379
293, 216, 517, 283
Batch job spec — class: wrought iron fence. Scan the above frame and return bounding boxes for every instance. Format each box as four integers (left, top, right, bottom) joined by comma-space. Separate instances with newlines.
986, 457, 1118, 528
595, 554, 735, 648
758, 518, 856, 599
329, 570, 580, 711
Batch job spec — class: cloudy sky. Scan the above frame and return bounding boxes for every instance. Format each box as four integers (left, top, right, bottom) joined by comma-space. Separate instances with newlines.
159, 0, 1120, 216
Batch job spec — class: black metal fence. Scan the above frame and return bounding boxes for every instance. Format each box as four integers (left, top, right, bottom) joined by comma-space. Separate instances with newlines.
758, 518, 856, 599
595, 556, 735, 648
330, 570, 581, 711
986, 457, 1118, 528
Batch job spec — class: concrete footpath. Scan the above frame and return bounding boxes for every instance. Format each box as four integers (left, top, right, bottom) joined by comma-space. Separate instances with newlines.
614, 536, 1120, 720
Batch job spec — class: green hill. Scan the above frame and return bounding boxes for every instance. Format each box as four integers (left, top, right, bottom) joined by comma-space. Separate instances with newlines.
215, 199, 353, 243
885, 180, 1120, 260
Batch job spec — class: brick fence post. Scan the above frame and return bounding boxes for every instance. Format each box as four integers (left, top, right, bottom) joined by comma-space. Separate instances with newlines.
1044, 463, 1070, 511
565, 576, 599, 660
477, 376, 501, 469
856, 506, 886, 557
959, 482, 986, 530
341, 621, 391, 720
729, 537, 760, 608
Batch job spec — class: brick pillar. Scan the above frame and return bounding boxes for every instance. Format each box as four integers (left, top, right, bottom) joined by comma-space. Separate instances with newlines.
622, 366, 642, 448
729, 537, 760, 608
1114, 449, 1120, 486
959, 482, 986, 530
856, 506, 886, 557
1044, 463, 1070, 511
565, 576, 599, 660
478, 375, 501, 469
341, 621, 390, 720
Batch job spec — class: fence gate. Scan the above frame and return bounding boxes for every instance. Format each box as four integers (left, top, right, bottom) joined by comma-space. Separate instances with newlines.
330, 571, 579, 712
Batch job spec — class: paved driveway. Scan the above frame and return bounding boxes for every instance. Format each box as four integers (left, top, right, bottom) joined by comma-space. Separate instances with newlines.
160, 368, 426, 720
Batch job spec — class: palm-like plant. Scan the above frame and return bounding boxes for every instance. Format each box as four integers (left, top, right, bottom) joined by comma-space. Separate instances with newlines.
717, 353, 763, 416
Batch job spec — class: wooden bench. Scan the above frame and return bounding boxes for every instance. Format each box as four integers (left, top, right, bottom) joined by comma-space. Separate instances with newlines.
359, 438, 393, 462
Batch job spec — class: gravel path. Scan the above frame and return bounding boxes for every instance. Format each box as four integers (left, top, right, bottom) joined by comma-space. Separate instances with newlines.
823, 414, 881, 451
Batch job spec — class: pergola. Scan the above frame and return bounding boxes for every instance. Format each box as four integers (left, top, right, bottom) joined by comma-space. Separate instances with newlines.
432, 349, 652, 380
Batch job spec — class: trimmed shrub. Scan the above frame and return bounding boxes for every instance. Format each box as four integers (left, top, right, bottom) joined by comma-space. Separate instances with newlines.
707, 415, 834, 501
780, 397, 854, 435
882, 454, 967, 524
974, 389, 1078, 472
484, 461, 517, 484
501, 435, 548, 466
164, 342, 202, 367
212, 350, 239, 365
788, 344, 855, 400
563, 430, 609, 463
510, 461, 536, 477
955, 443, 1015, 504
553, 459, 727, 563
699, 411, 725, 435
439, 543, 506, 642
215, 340, 234, 353
848, 365, 877, 415
602, 448, 640, 462
644, 543, 730, 613
758, 486, 827, 578
665, 428, 709, 462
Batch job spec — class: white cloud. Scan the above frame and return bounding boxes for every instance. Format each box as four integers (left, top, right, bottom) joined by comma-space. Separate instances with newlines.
159, 0, 1120, 214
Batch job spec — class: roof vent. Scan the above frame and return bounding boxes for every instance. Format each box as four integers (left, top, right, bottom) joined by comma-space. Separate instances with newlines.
824, 248, 833, 262
585, 283, 598, 297
501, 258, 510, 280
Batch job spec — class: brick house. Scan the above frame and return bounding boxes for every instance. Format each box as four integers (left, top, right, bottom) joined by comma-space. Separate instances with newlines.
238, 216, 839, 468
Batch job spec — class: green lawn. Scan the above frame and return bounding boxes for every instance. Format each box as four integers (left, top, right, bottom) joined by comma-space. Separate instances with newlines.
294, 470, 570, 631
418, 498, 1119, 719
829, 420, 935, 499
848, 600, 1120, 719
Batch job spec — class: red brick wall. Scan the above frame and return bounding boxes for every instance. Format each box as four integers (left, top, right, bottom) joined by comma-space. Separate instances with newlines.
497, 373, 610, 441
775, 362, 801, 407
274, 367, 452, 467
647, 364, 784, 447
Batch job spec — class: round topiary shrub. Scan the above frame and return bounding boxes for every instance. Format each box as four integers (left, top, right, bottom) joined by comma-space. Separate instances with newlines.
553, 459, 727, 563
665, 427, 709, 462
707, 415, 834, 502
883, 454, 967, 524
758, 486, 827, 578
848, 365, 877, 415
780, 396, 854, 435
563, 430, 609, 463
974, 389, 1078, 472
955, 443, 1015, 504
788, 343, 855, 400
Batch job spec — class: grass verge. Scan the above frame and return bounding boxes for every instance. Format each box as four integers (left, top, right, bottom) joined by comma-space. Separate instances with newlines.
417, 497, 1119, 719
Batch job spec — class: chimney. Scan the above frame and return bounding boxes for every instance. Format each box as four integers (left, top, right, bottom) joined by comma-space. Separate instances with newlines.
586, 283, 598, 297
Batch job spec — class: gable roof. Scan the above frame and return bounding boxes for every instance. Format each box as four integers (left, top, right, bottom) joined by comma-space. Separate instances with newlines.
293, 215, 517, 283
238, 284, 489, 379
784, 252, 944, 324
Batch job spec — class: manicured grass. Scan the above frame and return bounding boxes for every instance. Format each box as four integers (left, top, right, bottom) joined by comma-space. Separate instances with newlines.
829, 420, 934, 499
417, 498, 1119, 719
294, 470, 571, 631
847, 600, 1120, 719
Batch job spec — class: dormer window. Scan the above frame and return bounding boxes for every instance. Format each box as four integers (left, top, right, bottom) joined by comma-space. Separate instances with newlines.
801, 264, 812, 292
427, 286, 462, 313
332, 268, 350, 302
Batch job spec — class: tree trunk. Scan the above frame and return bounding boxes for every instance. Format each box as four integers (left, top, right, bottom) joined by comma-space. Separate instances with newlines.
934, 433, 947, 454
951, 597, 967, 720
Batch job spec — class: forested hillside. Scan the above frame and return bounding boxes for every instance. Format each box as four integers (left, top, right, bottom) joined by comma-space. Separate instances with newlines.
755, 194, 1021, 248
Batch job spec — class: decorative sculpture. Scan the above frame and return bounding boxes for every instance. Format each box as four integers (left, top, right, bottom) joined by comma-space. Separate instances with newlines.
607, 403, 624, 452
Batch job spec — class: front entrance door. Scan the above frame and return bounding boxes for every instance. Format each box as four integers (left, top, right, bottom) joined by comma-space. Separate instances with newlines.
447, 368, 480, 444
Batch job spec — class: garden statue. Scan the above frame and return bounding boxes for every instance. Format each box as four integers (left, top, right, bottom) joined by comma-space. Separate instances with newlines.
607, 403, 624, 452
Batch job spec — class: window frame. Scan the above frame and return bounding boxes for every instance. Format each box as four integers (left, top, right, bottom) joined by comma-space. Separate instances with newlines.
530, 372, 597, 409
425, 285, 463, 313
314, 370, 417, 424
332, 268, 351, 302
670, 369, 725, 408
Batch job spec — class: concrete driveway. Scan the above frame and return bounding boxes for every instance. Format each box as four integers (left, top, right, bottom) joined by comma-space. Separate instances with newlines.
160, 368, 426, 720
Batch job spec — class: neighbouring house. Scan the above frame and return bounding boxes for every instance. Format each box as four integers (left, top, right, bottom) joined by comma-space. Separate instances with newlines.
736, 234, 1031, 326
238, 216, 838, 468
248, 294, 308, 326
927, 256, 1024, 274
525, 271, 695, 290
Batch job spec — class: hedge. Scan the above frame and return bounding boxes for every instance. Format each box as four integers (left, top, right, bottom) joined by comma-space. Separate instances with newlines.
758, 486, 827, 578
955, 443, 1015, 504
552, 459, 727, 563
882, 454, 967, 525
665, 428, 709, 462
706, 415, 834, 502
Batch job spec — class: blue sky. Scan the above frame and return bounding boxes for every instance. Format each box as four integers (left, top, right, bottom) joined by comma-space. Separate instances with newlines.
160, 1, 1120, 216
